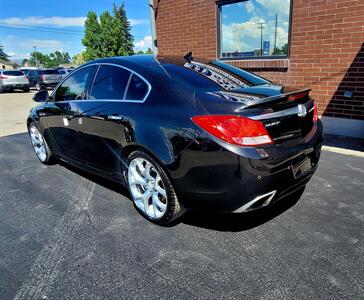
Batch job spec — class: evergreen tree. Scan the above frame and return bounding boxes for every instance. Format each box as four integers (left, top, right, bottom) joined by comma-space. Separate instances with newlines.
0, 42, 9, 61
145, 47, 153, 54
82, 12, 102, 61
82, 4, 134, 60
112, 3, 134, 55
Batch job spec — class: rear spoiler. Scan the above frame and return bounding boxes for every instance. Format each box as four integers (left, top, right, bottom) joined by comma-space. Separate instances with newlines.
245, 88, 311, 108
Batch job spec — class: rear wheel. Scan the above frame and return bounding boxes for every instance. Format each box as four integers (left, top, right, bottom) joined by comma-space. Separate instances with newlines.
28, 122, 54, 164
126, 151, 185, 225
23, 87, 30, 92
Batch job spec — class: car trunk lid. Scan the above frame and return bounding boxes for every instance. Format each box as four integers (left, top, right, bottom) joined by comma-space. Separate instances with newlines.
205, 87, 315, 144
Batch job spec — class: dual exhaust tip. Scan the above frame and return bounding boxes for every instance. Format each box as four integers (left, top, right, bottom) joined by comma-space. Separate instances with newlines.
233, 190, 277, 213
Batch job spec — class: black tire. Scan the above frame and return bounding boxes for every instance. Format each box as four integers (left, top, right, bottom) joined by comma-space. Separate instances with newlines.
126, 150, 185, 225
23, 87, 30, 92
28, 121, 55, 165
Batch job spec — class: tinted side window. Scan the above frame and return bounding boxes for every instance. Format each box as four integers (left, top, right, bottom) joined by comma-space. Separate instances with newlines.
126, 74, 149, 101
90, 65, 131, 100
54, 66, 95, 102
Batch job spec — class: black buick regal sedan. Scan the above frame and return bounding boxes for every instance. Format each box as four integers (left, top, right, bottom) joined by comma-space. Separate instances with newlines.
27, 54, 323, 225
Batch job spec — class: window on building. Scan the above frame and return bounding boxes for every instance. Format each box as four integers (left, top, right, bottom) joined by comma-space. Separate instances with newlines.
219, 0, 291, 59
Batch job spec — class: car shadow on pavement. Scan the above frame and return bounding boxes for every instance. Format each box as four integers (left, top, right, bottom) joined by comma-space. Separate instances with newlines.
180, 193, 302, 232
60, 159, 302, 231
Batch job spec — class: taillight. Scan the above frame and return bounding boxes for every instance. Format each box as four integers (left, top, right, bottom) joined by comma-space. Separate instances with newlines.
192, 115, 273, 146
41, 75, 45, 80
0, 75, 8, 79
313, 102, 318, 122
25, 75, 29, 79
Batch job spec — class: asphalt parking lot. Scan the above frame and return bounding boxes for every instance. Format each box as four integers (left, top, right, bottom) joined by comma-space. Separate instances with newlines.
0, 92, 363, 299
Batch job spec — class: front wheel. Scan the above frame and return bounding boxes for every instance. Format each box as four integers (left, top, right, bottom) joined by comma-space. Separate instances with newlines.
126, 151, 185, 225
28, 122, 55, 164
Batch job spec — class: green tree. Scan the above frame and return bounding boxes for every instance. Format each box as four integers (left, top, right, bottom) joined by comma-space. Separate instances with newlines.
48, 50, 71, 67
281, 43, 288, 55
82, 3, 134, 60
145, 47, 153, 54
112, 3, 134, 55
72, 52, 86, 65
136, 50, 144, 54
0, 42, 9, 61
28, 51, 50, 68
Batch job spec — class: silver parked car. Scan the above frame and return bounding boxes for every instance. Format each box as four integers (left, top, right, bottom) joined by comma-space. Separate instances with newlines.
0, 70, 30, 93
58, 68, 74, 79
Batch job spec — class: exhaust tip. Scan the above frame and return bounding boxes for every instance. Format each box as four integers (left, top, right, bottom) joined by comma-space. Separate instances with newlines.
233, 190, 276, 213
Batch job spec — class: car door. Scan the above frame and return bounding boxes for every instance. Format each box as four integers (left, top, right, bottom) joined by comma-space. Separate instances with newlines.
76, 64, 142, 174
43, 65, 97, 161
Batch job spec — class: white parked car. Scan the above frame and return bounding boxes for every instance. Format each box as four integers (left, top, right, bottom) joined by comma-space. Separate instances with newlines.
0, 70, 30, 93
58, 68, 74, 79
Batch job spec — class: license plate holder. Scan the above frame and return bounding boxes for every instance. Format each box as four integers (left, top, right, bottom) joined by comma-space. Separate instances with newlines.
292, 158, 312, 179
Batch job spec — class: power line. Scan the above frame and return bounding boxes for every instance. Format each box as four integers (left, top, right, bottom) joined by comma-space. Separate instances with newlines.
0, 24, 147, 40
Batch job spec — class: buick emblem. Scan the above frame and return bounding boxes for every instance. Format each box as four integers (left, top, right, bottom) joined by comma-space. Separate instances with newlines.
297, 104, 307, 117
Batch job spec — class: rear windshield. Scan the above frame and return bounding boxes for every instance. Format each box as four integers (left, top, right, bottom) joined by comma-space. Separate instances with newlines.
40, 69, 59, 75
3, 71, 24, 76
162, 64, 222, 90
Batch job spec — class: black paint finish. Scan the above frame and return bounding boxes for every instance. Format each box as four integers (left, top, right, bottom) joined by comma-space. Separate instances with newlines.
27, 55, 323, 212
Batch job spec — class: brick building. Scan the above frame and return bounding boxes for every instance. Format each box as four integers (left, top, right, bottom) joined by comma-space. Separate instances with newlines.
151, 0, 364, 138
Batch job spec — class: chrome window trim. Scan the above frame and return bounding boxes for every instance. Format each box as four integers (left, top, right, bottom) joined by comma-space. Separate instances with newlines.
51, 62, 152, 103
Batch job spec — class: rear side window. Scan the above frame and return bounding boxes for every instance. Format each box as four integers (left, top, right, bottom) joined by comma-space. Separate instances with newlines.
90, 65, 131, 100
3, 71, 24, 76
126, 74, 149, 101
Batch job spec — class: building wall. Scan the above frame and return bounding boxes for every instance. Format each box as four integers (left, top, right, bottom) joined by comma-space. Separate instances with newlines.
153, 0, 364, 121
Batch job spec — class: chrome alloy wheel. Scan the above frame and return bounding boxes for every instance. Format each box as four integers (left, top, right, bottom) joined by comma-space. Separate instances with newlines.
29, 125, 47, 162
127, 157, 168, 219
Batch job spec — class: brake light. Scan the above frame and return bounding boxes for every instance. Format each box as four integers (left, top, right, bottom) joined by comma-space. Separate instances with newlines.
41, 75, 45, 80
192, 115, 273, 146
288, 92, 307, 101
313, 102, 318, 122
0, 75, 8, 79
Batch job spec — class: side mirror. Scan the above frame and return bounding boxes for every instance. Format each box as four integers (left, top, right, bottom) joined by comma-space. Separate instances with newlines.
33, 90, 49, 102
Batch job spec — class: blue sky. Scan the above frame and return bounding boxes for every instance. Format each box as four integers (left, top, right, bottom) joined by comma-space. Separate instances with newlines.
0, 0, 152, 61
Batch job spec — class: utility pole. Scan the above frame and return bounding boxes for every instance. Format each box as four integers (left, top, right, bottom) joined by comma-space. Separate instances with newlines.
274, 14, 278, 53
33, 46, 38, 68
257, 22, 265, 56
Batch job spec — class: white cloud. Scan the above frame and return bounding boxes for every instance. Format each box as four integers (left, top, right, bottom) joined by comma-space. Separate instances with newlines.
256, 0, 290, 17
245, 1, 255, 13
7, 52, 30, 60
129, 19, 149, 26
222, 16, 289, 53
0, 17, 86, 27
134, 35, 152, 51
0, 16, 148, 27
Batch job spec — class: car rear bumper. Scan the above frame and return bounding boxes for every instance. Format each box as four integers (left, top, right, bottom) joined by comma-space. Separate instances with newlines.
41, 81, 59, 87
1, 83, 29, 89
172, 120, 323, 213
